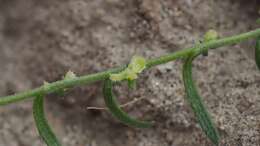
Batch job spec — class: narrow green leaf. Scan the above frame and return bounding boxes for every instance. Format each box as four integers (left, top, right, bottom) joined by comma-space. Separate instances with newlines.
255, 37, 260, 70
33, 95, 62, 146
182, 54, 219, 145
103, 79, 153, 128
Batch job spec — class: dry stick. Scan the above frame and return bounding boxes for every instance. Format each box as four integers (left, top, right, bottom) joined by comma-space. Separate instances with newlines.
87, 96, 146, 110
0, 28, 260, 105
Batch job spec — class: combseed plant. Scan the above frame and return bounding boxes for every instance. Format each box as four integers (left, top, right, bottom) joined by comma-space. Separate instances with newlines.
0, 28, 260, 146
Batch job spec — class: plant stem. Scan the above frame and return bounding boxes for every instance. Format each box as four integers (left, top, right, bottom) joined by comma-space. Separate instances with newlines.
0, 28, 260, 105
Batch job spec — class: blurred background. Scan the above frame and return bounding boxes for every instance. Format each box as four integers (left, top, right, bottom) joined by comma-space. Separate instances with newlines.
0, 0, 259, 145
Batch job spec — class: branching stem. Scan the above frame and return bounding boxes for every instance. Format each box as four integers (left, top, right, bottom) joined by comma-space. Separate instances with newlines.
0, 28, 260, 105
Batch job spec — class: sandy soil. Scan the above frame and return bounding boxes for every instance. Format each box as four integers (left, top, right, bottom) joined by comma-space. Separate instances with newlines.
0, 0, 259, 146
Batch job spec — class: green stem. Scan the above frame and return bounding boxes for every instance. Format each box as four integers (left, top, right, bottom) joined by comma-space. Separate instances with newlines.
0, 28, 260, 105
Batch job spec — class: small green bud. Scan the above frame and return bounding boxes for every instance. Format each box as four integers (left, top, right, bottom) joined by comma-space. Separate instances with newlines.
125, 69, 138, 80
43, 81, 51, 92
110, 55, 146, 81
128, 56, 146, 73
64, 70, 77, 80
43, 81, 49, 86
204, 29, 218, 42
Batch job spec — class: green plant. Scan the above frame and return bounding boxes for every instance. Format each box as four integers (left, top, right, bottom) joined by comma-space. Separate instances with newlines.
0, 28, 260, 145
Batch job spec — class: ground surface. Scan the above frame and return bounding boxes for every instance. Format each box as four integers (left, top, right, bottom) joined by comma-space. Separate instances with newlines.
0, 0, 259, 146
